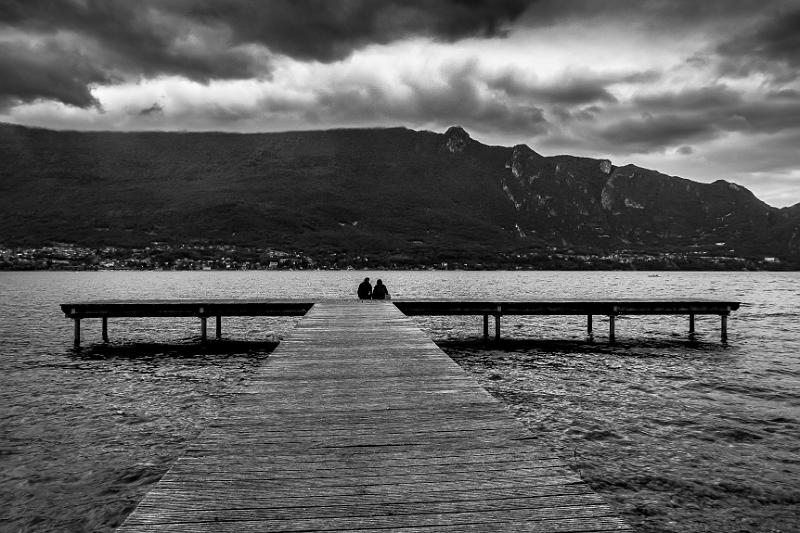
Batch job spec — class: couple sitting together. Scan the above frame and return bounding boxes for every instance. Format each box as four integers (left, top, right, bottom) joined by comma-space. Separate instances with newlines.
357, 277, 390, 300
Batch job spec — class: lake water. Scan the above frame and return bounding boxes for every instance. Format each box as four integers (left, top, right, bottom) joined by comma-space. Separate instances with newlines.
0, 271, 798, 532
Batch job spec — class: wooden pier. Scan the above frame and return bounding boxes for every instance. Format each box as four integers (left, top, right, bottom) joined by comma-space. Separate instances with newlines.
395, 299, 739, 343
62, 298, 739, 347
117, 301, 632, 532
61, 300, 312, 347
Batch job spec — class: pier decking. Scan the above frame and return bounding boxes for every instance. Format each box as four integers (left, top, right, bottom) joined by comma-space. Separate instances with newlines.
117, 301, 632, 532
395, 299, 739, 342
61, 300, 312, 346
61, 298, 740, 346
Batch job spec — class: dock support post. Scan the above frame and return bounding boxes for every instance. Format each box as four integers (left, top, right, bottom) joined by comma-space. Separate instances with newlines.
689, 314, 695, 337
200, 317, 207, 342
73, 318, 81, 348
494, 305, 501, 342
587, 315, 593, 336
721, 314, 728, 343
608, 315, 615, 343
102, 317, 108, 342
216, 316, 222, 340
483, 314, 488, 341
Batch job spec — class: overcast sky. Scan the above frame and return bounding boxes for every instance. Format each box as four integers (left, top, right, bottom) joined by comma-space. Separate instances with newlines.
2, 1, 799, 207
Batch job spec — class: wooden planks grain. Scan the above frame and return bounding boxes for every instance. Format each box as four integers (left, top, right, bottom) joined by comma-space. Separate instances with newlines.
117, 301, 631, 532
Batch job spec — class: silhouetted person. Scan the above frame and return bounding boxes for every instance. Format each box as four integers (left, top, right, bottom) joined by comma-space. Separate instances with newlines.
357, 277, 372, 299
372, 279, 390, 300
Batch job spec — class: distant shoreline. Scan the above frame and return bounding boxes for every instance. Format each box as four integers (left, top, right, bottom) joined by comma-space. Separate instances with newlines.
2, 244, 797, 271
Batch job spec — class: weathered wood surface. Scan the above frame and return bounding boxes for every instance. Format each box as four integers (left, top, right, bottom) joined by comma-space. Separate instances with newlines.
61, 299, 313, 318
394, 298, 739, 316
118, 301, 630, 532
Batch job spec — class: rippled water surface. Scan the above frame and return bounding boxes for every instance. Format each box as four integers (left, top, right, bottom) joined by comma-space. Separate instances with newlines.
1, 271, 798, 532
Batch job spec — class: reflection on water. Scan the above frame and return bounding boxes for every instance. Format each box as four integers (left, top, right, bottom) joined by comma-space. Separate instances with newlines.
70, 340, 280, 360
1, 271, 798, 532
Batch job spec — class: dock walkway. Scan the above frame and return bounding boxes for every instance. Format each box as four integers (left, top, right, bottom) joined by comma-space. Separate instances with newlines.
118, 301, 631, 532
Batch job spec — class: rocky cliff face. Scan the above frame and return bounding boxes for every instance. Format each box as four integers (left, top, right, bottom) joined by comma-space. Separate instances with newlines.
468, 132, 784, 255
437, 125, 795, 257
443, 125, 471, 153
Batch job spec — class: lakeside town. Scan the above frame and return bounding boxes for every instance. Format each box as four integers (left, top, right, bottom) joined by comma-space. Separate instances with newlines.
0, 242, 792, 271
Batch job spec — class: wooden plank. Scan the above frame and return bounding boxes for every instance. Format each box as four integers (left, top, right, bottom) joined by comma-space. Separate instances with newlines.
121, 504, 623, 528
393, 298, 740, 316
131, 484, 598, 510
174, 450, 570, 468
117, 301, 630, 532
133, 491, 605, 513
167, 457, 571, 476
118, 510, 631, 533
158, 465, 580, 483
60, 299, 313, 318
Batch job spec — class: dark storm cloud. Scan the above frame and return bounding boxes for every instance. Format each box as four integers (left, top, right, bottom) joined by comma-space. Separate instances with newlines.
635, 86, 800, 136
488, 72, 615, 105
488, 69, 661, 107
767, 89, 800, 100
550, 105, 601, 123
185, 0, 531, 61
0, 35, 112, 108
716, 6, 800, 81
599, 114, 720, 153
1, 0, 793, 113
634, 86, 743, 111
515, 0, 775, 28
0, 0, 270, 110
137, 102, 164, 117
0, 0, 531, 108
728, 101, 800, 134
310, 60, 549, 137
519, 0, 800, 87
597, 90, 800, 153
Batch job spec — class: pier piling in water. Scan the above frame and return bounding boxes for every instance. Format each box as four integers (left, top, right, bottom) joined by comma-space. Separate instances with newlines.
722, 313, 728, 343
609, 314, 616, 342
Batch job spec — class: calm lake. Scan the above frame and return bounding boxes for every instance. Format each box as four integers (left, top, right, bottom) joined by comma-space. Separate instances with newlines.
1, 271, 798, 532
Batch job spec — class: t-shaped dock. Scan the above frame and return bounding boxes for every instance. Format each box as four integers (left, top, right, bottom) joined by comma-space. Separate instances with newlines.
115, 301, 633, 532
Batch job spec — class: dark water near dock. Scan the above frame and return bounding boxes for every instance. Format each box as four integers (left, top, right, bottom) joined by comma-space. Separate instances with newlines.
1, 271, 798, 532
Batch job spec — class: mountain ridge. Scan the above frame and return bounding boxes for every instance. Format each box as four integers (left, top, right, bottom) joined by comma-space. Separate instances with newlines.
1, 121, 798, 262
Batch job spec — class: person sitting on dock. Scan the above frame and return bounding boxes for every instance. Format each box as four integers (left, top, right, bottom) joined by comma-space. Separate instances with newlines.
371, 279, 390, 300
357, 277, 372, 299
